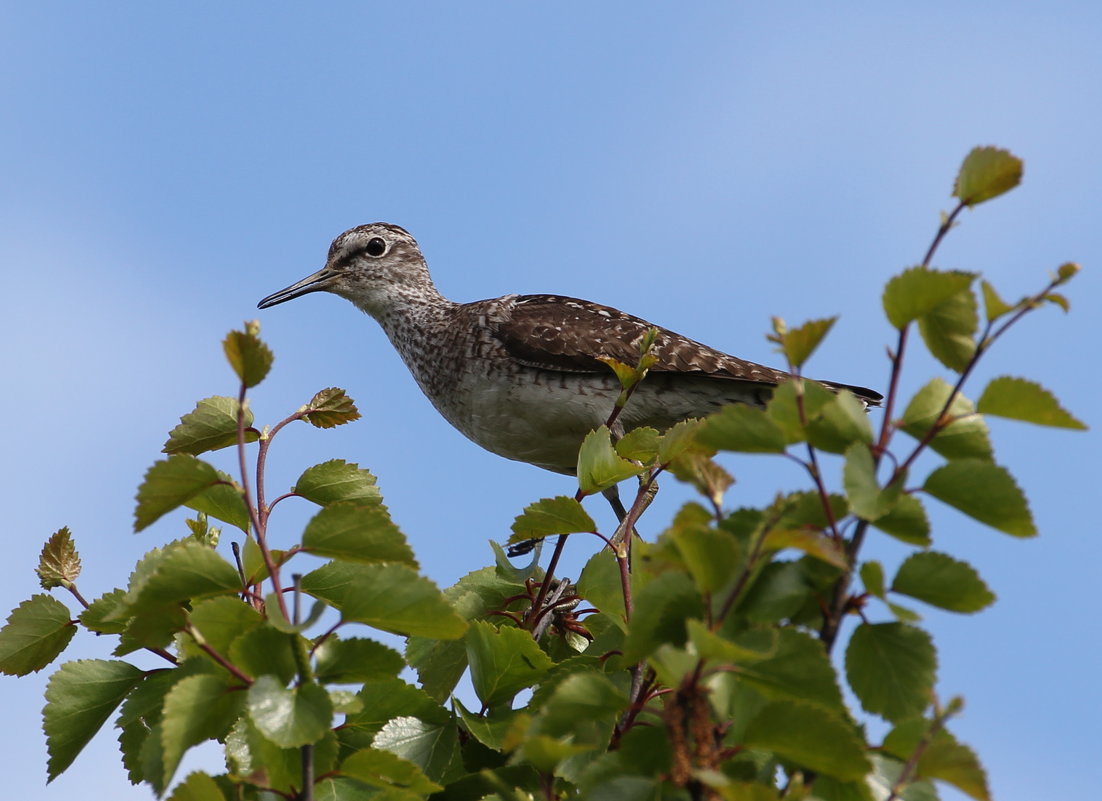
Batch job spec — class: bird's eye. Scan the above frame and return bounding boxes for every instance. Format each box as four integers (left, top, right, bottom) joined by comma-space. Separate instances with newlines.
365, 237, 387, 257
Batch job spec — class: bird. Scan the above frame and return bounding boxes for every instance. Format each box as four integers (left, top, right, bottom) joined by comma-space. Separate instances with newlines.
257, 223, 882, 480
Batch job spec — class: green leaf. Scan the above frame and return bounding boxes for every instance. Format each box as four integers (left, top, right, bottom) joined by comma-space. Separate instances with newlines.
315, 636, 405, 684
730, 628, 846, 712
953, 146, 1023, 206
43, 659, 144, 780
778, 316, 837, 369
134, 455, 223, 532
616, 426, 660, 463
623, 572, 702, 661
247, 675, 333, 747
657, 418, 705, 464
806, 389, 875, 454
979, 280, 1014, 323
372, 716, 462, 784
871, 494, 932, 546
742, 700, 870, 781
846, 622, 936, 721
185, 472, 251, 533
80, 589, 128, 635
303, 387, 361, 428
977, 376, 1087, 430
883, 719, 991, 801
304, 562, 467, 639
167, 771, 227, 801
668, 516, 741, 594
302, 502, 417, 566
577, 549, 627, 626
187, 596, 264, 656
340, 748, 443, 794
882, 267, 975, 330
465, 621, 554, 707
577, 426, 645, 494
223, 324, 274, 389
226, 717, 339, 795
924, 460, 1036, 537
509, 496, 596, 543
125, 540, 243, 609
860, 561, 886, 599
739, 560, 810, 624
534, 670, 627, 741
917, 288, 978, 372
697, 404, 787, 453
162, 673, 244, 784
295, 459, 382, 506
891, 552, 995, 613
163, 397, 259, 456
901, 378, 993, 461
36, 527, 81, 590
843, 443, 901, 521
0, 594, 77, 676
229, 626, 300, 685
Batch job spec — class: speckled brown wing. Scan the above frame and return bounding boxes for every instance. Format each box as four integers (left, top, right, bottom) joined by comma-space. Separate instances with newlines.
492, 294, 883, 405
491, 294, 789, 381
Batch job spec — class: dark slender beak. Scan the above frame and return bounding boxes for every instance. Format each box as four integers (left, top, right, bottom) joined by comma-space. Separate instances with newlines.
257, 268, 334, 309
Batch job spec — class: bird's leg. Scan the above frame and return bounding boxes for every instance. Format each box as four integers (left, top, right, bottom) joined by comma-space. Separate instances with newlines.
607, 475, 659, 551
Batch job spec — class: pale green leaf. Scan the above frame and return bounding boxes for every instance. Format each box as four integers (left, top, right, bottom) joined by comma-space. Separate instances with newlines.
247, 675, 332, 748
953, 146, 1023, 206
892, 552, 995, 613
742, 700, 870, 781
295, 459, 382, 505
917, 288, 978, 372
843, 443, 901, 521
302, 502, 417, 566
901, 378, 993, 461
163, 396, 258, 456
977, 376, 1087, 430
509, 496, 596, 543
871, 494, 932, 546
223, 325, 274, 389
979, 280, 1013, 323
465, 621, 553, 707
697, 404, 787, 453
577, 426, 645, 494
882, 267, 975, 330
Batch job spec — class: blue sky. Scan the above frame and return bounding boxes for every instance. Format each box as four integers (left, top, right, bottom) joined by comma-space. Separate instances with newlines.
2, 4, 1098, 799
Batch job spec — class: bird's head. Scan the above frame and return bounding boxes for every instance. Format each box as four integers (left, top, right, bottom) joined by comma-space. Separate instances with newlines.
257, 222, 436, 318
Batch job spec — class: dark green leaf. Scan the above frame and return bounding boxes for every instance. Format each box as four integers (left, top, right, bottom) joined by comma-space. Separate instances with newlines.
739, 561, 809, 623
871, 493, 932, 546
901, 379, 992, 461
623, 572, 702, 661
535, 671, 627, 741
302, 502, 417, 566
223, 324, 274, 389
135, 455, 223, 532
314, 636, 405, 684
305, 563, 466, 639
340, 748, 442, 794
465, 621, 553, 707
882, 267, 975, 330
892, 552, 995, 613
247, 675, 332, 748
163, 397, 258, 456
668, 515, 741, 593
577, 549, 627, 626
226, 717, 339, 794
843, 443, 901, 521
0, 594, 76, 676
577, 426, 645, 494
295, 459, 382, 506
952, 146, 1023, 206
36, 527, 81, 590
162, 673, 244, 784
229, 626, 300, 685
509, 496, 596, 543
731, 629, 846, 712
977, 376, 1087, 430
372, 716, 461, 784
778, 317, 837, 369
742, 700, 870, 781
917, 288, 978, 372
924, 460, 1036, 537
43, 659, 144, 780
303, 387, 361, 428
697, 403, 787, 453
846, 622, 936, 721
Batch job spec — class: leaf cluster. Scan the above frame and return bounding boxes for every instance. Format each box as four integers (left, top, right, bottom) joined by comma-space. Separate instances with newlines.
0, 148, 1087, 801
